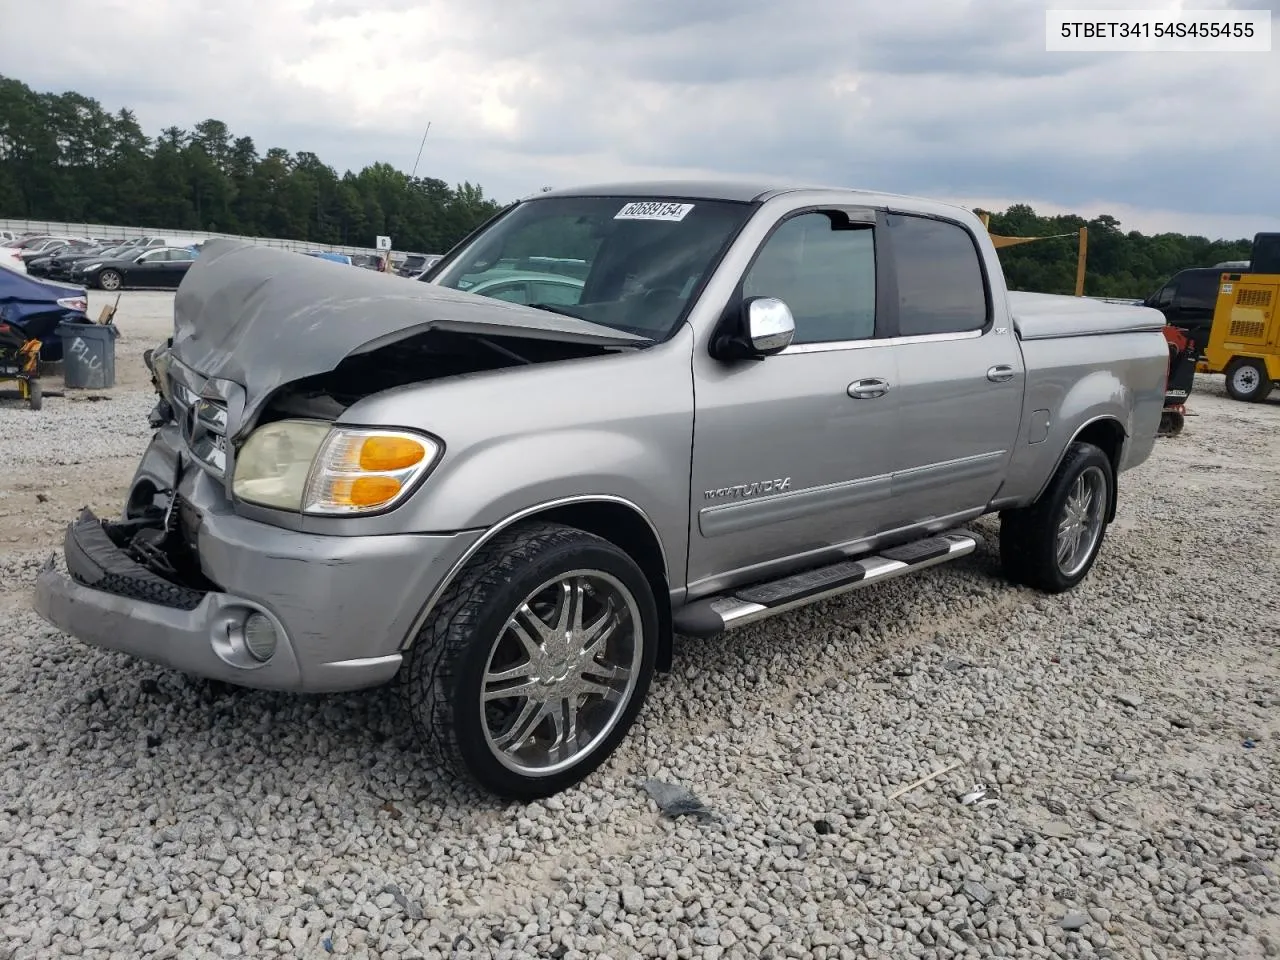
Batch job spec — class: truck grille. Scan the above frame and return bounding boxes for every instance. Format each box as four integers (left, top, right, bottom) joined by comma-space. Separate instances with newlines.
170, 376, 229, 478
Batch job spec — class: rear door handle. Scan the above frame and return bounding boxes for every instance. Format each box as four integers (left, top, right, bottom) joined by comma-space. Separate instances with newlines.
987, 365, 1016, 383
848, 378, 890, 399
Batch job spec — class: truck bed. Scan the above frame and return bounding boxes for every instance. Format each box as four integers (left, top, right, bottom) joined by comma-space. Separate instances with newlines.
1008, 290, 1166, 340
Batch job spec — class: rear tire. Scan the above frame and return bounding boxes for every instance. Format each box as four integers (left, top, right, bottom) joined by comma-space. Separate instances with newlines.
27, 379, 42, 411
999, 441, 1114, 594
399, 521, 658, 800
1224, 358, 1273, 403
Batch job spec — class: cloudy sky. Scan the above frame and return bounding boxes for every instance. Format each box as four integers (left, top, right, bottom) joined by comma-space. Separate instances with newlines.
4, 0, 1278, 239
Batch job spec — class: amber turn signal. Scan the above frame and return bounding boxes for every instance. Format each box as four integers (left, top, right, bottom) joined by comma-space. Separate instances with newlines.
358, 435, 426, 472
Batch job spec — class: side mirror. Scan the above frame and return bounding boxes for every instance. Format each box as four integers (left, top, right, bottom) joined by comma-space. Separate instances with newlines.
711, 296, 796, 361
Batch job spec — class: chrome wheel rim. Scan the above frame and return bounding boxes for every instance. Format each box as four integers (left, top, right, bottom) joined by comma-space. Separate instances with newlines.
1232, 366, 1259, 393
481, 569, 642, 777
1056, 466, 1107, 578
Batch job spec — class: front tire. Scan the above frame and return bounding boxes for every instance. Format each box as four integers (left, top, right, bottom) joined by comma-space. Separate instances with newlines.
1224, 358, 1273, 403
999, 441, 1114, 594
98, 269, 122, 291
400, 522, 658, 799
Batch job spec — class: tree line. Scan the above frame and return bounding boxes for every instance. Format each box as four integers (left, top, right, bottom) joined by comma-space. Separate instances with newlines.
0, 75, 503, 254
0, 74, 1255, 295
981, 206, 1251, 300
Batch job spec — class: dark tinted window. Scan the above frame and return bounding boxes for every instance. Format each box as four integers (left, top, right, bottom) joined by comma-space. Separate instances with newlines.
1252, 233, 1280, 273
887, 214, 987, 336
742, 212, 876, 344
1175, 270, 1219, 310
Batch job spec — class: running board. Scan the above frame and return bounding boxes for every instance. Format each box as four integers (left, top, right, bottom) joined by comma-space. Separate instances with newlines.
674, 531, 978, 638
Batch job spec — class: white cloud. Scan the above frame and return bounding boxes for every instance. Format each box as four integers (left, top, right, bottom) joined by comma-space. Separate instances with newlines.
1, 0, 1276, 238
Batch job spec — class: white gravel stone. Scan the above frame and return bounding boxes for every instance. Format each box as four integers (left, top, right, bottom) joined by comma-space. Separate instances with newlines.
1, 298, 1278, 958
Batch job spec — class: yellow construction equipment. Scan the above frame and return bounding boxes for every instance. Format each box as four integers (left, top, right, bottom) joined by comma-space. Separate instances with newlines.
1197, 233, 1280, 403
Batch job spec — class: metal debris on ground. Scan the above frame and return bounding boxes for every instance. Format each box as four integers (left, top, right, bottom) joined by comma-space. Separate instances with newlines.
958, 783, 1002, 807
640, 779, 715, 821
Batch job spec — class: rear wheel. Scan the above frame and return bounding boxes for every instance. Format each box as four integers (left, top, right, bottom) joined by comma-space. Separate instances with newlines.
999, 441, 1114, 594
1224, 358, 1273, 403
400, 522, 658, 799
27, 379, 42, 411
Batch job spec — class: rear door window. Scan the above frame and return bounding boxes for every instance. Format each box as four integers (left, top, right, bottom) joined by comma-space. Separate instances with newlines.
886, 213, 988, 336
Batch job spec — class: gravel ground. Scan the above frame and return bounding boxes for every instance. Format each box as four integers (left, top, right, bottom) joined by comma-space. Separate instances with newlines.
1, 291, 1277, 959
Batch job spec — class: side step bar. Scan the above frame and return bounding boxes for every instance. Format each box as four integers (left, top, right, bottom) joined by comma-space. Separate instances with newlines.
674, 531, 978, 638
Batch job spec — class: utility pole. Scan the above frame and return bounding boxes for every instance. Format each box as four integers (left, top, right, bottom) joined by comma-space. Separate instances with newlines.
410, 121, 432, 180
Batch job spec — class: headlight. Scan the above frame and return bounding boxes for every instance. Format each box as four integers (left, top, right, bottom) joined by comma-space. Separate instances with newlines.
82, 263, 102, 272
232, 420, 441, 515
233, 420, 330, 510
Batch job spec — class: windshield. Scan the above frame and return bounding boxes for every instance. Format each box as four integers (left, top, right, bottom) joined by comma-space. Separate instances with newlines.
430, 195, 755, 338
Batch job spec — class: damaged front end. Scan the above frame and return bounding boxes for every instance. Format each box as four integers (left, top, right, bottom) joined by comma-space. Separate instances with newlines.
67, 336, 225, 602
93, 237, 651, 602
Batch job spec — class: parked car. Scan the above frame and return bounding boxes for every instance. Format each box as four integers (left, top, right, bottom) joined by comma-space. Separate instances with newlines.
1141, 265, 1247, 358
407, 254, 445, 279
18, 237, 96, 267
24, 240, 114, 278
452, 269, 584, 305
28, 242, 124, 280
396, 253, 441, 277
0, 267, 89, 363
73, 246, 199, 290
302, 251, 354, 266
33, 181, 1170, 800
2, 235, 93, 274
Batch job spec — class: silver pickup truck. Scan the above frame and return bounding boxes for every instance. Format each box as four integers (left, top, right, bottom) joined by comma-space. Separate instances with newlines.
33, 181, 1169, 798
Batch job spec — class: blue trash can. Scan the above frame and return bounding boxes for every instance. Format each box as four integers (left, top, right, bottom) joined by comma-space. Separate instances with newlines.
58, 321, 120, 390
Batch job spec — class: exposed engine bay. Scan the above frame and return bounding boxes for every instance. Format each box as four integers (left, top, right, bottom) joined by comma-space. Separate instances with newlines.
254, 327, 616, 423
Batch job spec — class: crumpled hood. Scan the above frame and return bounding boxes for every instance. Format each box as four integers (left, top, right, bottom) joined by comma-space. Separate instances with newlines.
170, 238, 646, 421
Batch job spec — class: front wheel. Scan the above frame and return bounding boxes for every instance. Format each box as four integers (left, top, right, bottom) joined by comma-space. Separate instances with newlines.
400, 522, 658, 799
97, 269, 122, 291
999, 441, 1114, 594
1224, 358, 1273, 403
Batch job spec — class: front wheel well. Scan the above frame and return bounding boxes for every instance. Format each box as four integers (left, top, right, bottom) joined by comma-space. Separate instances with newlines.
1068, 418, 1125, 523
531, 502, 673, 672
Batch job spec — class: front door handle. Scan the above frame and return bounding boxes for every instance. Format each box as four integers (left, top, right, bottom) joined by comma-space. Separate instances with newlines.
987, 365, 1016, 383
848, 378, 890, 399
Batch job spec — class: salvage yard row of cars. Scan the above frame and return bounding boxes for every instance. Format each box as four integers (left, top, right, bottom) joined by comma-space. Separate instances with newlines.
2, 233, 201, 289
1, 229, 446, 283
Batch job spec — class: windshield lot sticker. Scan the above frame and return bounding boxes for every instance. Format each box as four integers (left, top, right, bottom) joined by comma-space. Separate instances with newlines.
615, 201, 695, 221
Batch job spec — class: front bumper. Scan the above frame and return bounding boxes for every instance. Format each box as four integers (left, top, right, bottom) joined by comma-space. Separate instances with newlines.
33, 432, 482, 692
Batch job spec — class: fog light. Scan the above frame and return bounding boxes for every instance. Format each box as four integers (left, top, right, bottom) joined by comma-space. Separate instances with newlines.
242, 613, 278, 662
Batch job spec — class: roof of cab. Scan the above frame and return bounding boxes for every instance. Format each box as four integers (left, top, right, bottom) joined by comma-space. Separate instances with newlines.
533, 179, 972, 215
